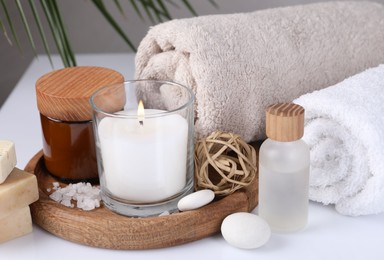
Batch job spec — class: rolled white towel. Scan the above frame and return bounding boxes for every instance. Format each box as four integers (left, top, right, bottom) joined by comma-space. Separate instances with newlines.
136, 1, 384, 142
294, 64, 384, 216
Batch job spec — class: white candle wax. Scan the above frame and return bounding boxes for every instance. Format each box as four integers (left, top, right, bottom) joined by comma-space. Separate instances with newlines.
98, 110, 188, 203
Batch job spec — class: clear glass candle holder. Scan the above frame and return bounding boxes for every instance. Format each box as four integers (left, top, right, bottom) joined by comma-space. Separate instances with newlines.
90, 80, 194, 217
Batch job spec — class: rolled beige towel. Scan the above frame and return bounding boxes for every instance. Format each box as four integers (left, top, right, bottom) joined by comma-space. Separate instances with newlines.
135, 1, 384, 142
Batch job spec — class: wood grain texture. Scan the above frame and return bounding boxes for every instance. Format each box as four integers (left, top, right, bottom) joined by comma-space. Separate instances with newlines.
25, 150, 258, 250
36, 66, 124, 121
266, 103, 305, 142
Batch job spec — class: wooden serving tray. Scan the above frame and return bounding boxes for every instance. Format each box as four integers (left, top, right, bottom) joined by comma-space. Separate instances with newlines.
25, 150, 258, 250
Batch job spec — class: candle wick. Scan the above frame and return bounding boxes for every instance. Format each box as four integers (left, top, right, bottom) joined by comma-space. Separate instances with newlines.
139, 120, 144, 126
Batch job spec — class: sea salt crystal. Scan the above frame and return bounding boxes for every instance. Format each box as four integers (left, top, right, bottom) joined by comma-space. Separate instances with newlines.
49, 191, 62, 202
61, 199, 74, 208
159, 211, 170, 216
48, 182, 101, 211
79, 198, 96, 211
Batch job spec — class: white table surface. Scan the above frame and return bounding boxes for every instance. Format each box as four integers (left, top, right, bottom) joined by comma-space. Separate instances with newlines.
1, 53, 383, 260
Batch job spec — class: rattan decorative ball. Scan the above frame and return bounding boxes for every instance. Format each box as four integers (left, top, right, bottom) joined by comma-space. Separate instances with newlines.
194, 131, 257, 196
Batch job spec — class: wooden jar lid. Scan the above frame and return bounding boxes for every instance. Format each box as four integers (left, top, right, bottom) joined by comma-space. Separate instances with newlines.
265, 103, 304, 142
36, 66, 124, 121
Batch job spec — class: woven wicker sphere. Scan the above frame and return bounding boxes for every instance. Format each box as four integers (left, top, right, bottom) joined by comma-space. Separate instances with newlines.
194, 131, 257, 196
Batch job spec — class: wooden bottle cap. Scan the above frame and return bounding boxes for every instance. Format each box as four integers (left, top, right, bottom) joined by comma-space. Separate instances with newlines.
265, 103, 305, 142
36, 66, 124, 122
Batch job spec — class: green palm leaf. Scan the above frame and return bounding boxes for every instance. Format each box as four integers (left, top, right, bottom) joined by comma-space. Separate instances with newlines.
113, 0, 125, 17
157, 1, 172, 20
91, 0, 137, 52
130, 0, 144, 21
50, 0, 76, 66
181, 0, 197, 16
16, 0, 37, 56
0, 15, 12, 45
208, 0, 218, 8
29, 0, 53, 66
40, 0, 76, 67
146, 0, 171, 23
1, 0, 22, 51
140, 1, 156, 23
0, 0, 217, 68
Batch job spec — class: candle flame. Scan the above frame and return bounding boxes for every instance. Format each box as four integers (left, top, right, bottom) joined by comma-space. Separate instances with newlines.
138, 100, 145, 126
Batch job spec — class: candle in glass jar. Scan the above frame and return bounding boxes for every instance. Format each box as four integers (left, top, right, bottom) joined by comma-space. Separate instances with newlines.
97, 108, 188, 203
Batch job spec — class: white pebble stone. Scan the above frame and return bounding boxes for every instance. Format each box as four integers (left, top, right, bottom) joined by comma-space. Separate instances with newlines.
221, 212, 271, 249
177, 189, 215, 211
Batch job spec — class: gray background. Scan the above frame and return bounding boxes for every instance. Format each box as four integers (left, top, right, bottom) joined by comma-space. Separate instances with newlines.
0, 0, 381, 107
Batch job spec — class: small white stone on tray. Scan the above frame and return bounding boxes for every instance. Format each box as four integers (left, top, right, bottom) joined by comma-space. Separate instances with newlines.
221, 212, 271, 249
177, 189, 215, 211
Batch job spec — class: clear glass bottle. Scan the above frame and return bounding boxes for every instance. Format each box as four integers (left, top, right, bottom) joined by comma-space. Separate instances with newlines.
258, 103, 309, 232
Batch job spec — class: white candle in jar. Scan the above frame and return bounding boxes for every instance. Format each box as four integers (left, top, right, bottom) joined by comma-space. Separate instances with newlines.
97, 103, 188, 203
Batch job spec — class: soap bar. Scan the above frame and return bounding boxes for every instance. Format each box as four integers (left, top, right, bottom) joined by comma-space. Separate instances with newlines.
0, 140, 17, 184
0, 168, 39, 219
0, 206, 32, 244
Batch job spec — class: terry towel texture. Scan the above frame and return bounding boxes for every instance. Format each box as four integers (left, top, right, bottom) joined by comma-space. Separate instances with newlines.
294, 64, 384, 216
135, 1, 384, 142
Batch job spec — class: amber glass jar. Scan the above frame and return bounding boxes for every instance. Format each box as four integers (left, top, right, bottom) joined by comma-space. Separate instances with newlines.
36, 66, 124, 182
